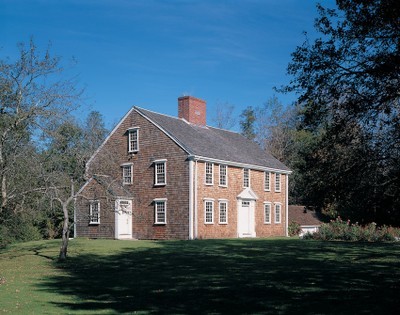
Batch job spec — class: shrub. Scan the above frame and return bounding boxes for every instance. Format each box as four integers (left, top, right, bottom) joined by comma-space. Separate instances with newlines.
306, 217, 400, 242
288, 221, 302, 237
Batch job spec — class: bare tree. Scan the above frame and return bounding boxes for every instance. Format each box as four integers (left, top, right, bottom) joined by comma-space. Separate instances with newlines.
212, 102, 236, 130
0, 39, 82, 258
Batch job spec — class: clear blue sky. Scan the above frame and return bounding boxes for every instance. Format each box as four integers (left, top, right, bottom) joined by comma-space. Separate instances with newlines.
1, 0, 335, 129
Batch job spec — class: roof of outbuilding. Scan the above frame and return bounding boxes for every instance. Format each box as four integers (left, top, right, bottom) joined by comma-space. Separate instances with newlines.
134, 107, 291, 172
289, 205, 325, 226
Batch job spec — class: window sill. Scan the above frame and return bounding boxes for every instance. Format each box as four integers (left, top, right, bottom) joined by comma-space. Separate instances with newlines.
89, 222, 100, 225
154, 223, 166, 225
219, 222, 228, 225
219, 185, 228, 188
154, 183, 166, 187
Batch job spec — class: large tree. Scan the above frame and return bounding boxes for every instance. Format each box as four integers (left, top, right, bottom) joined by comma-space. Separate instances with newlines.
283, 0, 400, 224
0, 39, 82, 255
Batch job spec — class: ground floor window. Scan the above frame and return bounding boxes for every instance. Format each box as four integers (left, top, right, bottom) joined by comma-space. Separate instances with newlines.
219, 200, 228, 224
264, 202, 271, 224
275, 203, 281, 224
89, 201, 100, 224
205, 200, 214, 224
154, 199, 167, 224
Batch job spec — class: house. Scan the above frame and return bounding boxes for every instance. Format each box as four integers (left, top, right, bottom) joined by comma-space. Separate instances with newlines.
288, 205, 324, 236
74, 96, 291, 240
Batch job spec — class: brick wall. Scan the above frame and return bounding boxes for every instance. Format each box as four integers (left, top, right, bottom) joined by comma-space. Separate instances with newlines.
195, 162, 287, 239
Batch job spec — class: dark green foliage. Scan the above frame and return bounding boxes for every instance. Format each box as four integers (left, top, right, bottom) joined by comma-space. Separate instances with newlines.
288, 221, 302, 237
283, 0, 400, 224
305, 217, 400, 242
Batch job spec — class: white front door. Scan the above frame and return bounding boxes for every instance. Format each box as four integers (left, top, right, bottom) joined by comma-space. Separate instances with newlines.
115, 200, 132, 239
238, 200, 256, 238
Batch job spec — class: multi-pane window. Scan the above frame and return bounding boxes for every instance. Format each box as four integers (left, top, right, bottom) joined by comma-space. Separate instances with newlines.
155, 160, 166, 185
243, 168, 250, 188
205, 162, 213, 185
264, 203, 271, 224
275, 203, 281, 224
154, 199, 167, 224
205, 200, 214, 224
219, 165, 227, 187
122, 164, 133, 185
264, 172, 271, 191
128, 128, 139, 152
89, 201, 100, 224
219, 200, 228, 224
275, 173, 281, 192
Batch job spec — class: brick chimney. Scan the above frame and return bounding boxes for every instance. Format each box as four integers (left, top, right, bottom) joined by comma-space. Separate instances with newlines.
178, 96, 206, 126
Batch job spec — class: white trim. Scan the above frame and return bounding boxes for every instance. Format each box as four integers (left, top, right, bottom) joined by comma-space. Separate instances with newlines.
194, 160, 198, 238
154, 198, 167, 224
204, 199, 214, 224
263, 202, 272, 224
189, 159, 194, 240
205, 162, 214, 185
264, 171, 271, 191
154, 160, 167, 186
89, 200, 100, 225
274, 202, 282, 224
218, 200, 228, 224
286, 174, 289, 237
275, 173, 282, 192
190, 155, 292, 175
219, 164, 228, 187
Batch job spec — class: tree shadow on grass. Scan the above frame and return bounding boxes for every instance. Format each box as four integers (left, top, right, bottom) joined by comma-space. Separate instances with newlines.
41, 239, 400, 314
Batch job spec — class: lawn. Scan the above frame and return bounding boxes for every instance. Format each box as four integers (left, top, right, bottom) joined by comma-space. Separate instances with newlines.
0, 238, 399, 314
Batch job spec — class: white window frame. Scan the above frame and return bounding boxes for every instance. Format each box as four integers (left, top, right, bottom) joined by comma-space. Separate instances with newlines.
154, 159, 167, 186
243, 168, 250, 188
218, 200, 228, 224
204, 199, 214, 224
264, 172, 271, 191
274, 203, 282, 224
89, 201, 100, 224
205, 162, 214, 185
219, 164, 228, 187
121, 163, 133, 185
275, 173, 281, 192
128, 127, 139, 153
264, 202, 272, 224
154, 198, 167, 224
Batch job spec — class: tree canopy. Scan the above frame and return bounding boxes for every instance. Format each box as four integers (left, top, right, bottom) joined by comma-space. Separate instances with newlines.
283, 0, 400, 224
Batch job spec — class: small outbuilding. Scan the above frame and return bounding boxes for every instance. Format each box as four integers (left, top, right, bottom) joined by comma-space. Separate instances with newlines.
289, 205, 324, 236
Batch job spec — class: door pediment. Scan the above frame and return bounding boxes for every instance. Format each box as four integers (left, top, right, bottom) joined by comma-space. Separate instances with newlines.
237, 187, 259, 200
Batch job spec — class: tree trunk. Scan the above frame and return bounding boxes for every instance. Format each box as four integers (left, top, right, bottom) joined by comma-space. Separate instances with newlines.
59, 201, 69, 260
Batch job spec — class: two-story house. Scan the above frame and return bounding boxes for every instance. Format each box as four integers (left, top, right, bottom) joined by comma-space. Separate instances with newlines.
74, 96, 291, 240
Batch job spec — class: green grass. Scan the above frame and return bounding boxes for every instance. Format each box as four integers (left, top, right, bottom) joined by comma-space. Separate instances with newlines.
1, 238, 399, 314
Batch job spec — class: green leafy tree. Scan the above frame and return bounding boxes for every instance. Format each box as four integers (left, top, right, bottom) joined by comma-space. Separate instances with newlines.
283, 0, 400, 224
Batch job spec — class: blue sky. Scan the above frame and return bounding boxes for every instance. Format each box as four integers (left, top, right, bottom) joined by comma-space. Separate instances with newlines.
1, 0, 334, 129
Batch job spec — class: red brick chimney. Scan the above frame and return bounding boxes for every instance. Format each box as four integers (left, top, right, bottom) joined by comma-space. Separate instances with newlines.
178, 96, 206, 126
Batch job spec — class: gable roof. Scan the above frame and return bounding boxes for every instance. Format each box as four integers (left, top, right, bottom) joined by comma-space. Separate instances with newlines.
135, 107, 291, 173
289, 205, 324, 226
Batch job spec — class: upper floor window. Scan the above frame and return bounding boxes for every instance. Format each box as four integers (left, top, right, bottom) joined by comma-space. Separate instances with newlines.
204, 199, 214, 224
154, 198, 167, 224
128, 128, 139, 153
243, 168, 250, 188
264, 202, 271, 224
275, 203, 281, 224
264, 172, 271, 191
205, 162, 213, 185
275, 173, 281, 192
219, 200, 228, 224
89, 201, 100, 224
122, 163, 133, 185
154, 160, 167, 186
219, 165, 227, 187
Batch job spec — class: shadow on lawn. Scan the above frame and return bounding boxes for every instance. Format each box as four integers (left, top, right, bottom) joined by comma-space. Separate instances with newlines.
42, 239, 400, 314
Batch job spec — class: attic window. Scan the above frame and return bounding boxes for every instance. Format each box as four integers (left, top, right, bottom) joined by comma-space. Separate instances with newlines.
128, 128, 139, 153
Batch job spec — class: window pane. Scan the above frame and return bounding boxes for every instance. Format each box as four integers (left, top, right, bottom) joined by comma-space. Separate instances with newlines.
129, 129, 139, 152
156, 201, 166, 224
205, 163, 213, 184
264, 204, 271, 223
275, 204, 281, 223
123, 165, 132, 184
275, 173, 281, 192
156, 162, 166, 184
219, 202, 227, 223
205, 201, 213, 223
265, 172, 270, 191
243, 169, 249, 187
219, 165, 227, 186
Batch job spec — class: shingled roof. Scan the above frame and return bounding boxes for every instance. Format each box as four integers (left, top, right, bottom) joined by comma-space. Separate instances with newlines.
135, 107, 291, 172
289, 205, 324, 226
